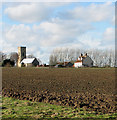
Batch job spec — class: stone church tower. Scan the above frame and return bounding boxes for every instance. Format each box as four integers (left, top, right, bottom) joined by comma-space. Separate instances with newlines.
18, 46, 26, 67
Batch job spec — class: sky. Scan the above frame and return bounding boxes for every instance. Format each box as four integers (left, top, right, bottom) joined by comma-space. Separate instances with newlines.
0, 1, 115, 63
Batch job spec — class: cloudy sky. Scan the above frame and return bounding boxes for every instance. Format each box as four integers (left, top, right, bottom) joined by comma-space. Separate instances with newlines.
1, 1, 115, 63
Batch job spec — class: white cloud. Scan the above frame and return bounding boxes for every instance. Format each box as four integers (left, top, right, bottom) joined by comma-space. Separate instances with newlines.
35, 19, 93, 47
59, 2, 114, 23
2, 0, 117, 2
103, 27, 115, 41
78, 34, 101, 49
2, 20, 93, 62
2, 18, 115, 62
1, 39, 17, 53
0, 2, 2, 20
4, 19, 93, 46
4, 3, 54, 23
2, 2, 115, 63
3, 24, 37, 53
4, 2, 114, 24
5, 24, 39, 48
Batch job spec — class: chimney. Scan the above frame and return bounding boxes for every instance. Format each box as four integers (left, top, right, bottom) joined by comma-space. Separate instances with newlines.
81, 53, 83, 57
85, 53, 87, 57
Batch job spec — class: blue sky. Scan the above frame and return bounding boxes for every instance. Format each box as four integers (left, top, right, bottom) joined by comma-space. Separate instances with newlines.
1, 2, 115, 63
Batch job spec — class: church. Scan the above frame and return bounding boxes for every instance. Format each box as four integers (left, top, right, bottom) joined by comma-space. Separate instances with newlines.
18, 46, 39, 67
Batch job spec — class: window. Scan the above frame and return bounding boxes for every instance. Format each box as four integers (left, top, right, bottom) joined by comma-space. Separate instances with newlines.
22, 52, 24, 56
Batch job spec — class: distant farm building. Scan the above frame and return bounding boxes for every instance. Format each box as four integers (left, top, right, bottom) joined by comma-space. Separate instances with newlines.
64, 62, 73, 67
55, 62, 73, 68
21, 58, 39, 67
74, 53, 93, 68
55, 64, 64, 68
18, 46, 40, 67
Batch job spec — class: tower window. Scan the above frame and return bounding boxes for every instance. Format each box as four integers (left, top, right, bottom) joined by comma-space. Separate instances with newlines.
22, 52, 24, 56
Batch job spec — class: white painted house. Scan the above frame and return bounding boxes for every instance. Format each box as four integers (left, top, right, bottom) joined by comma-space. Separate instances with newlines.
74, 53, 93, 68
74, 60, 83, 68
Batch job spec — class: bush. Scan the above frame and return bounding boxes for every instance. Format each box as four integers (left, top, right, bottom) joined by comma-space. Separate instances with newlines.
2, 59, 15, 67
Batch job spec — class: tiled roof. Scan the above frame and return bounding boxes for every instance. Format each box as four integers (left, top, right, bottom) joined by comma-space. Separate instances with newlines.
75, 60, 82, 62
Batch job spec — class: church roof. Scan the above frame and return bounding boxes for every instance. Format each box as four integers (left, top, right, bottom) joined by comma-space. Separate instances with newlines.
21, 58, 35, 64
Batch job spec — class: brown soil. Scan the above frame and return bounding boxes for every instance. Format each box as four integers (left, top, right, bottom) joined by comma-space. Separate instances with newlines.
2, 68, 116, 114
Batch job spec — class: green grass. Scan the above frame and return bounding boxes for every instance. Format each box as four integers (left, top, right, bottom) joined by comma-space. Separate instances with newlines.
1, 96, 117, 119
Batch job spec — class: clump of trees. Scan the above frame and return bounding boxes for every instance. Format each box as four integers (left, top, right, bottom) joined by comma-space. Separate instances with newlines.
10, 52, 18, 62
0, 52, 7, 62
0, 52, 18, 62
2, 59, 15, 67
0, 52, 18, 67
49, 48, 115, 67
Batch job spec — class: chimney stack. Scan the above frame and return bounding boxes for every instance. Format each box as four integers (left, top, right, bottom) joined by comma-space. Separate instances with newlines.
81, 53, 83, 57
85, 53, 87, 57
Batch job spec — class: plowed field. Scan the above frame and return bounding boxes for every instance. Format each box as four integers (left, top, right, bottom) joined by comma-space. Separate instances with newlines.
2, 68, 116, 114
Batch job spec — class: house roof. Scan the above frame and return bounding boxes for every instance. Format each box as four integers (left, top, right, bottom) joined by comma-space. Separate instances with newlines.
21, 58, 35, 64
75, 60, 82, 62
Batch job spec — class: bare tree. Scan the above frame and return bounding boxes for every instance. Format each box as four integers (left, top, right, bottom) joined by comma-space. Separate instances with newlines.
0, 52, 7, 61
10, 52, 18, 62
27, 54, 35, 58
49, 54, 57, 66
49, 47, 115, 67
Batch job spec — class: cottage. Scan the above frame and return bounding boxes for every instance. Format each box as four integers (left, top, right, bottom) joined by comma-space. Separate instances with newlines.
21, 58, 39, 67
82, 56, 93, 67
74, 53, 93, 68
74, 60, 82, 68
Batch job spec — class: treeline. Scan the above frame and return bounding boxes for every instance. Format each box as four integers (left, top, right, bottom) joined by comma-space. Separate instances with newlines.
0, 48, 115, 67
49, 48, 115, 67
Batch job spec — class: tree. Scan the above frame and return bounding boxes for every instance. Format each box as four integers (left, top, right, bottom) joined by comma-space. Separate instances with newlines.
0, 52, 7, 61
2, 59, 15, 67
49, 54, 57, 66
27, 54, 35, 58
10, 52, 18, 62
49, 47, 115, 67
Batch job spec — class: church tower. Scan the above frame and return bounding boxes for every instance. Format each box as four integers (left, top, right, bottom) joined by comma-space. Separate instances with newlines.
18, 46, 26, 67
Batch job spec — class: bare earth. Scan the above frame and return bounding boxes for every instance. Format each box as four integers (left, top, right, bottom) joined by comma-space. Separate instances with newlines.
2, 68, 116, 114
